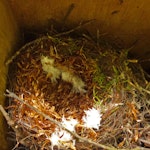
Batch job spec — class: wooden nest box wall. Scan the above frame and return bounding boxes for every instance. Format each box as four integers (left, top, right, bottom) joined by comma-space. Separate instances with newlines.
11, 0, 150, 71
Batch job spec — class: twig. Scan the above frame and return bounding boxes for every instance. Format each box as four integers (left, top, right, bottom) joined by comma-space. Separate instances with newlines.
54, 19, 95, 37
5, 35, 61, 65
4, 90, 143, 150
61, 3, 75, 25
5, 89, 117, 150
138, 139, 150, 147
5, 21, 95, 66
0, 105, 14, 127
5, 35, 54, 65
5, 36, 49, 66
0, 105, 30, 148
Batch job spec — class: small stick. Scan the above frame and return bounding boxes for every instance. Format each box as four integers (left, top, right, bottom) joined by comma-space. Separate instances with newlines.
5, 36, 49, 65
54, 19, 95, 37
61, 3, 75, 25
5, 20, 95, 66
138, 139, 150, 147
5, 89, 118, 150
0, 105, 29, 147
0, 105, 14, 127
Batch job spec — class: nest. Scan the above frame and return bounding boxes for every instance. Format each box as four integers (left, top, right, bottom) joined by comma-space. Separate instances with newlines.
3, 35, 150, 150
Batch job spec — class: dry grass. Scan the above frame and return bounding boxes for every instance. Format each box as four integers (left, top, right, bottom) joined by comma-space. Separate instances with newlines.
3, 35, 150, 150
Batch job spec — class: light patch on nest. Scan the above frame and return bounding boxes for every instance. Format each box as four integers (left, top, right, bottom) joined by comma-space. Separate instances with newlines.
40, 55, 86, 93
82, 108, 102, 130
61, 71, 86, 93
49, 117, 78, 150
49, 108, 102, 149
40, 55, 61, 83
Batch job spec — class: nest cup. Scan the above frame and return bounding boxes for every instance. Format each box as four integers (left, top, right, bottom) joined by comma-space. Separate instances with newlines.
5, 35, 150, 150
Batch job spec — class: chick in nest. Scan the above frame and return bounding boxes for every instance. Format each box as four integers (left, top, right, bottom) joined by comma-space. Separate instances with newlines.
40, 55, 86, 93
40, 55, 61, 83
61, 71, 86, 93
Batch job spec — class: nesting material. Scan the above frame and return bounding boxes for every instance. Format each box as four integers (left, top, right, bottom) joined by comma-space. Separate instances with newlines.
6, 36, 150, 150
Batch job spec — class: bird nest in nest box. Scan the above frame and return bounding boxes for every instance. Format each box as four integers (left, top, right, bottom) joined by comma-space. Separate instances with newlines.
4, 35, 150, 150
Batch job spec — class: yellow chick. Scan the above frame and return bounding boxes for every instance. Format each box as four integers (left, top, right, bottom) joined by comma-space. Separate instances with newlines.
41, 55, 86, 93
40, 55, 61, 83
61, 71, 86, 93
